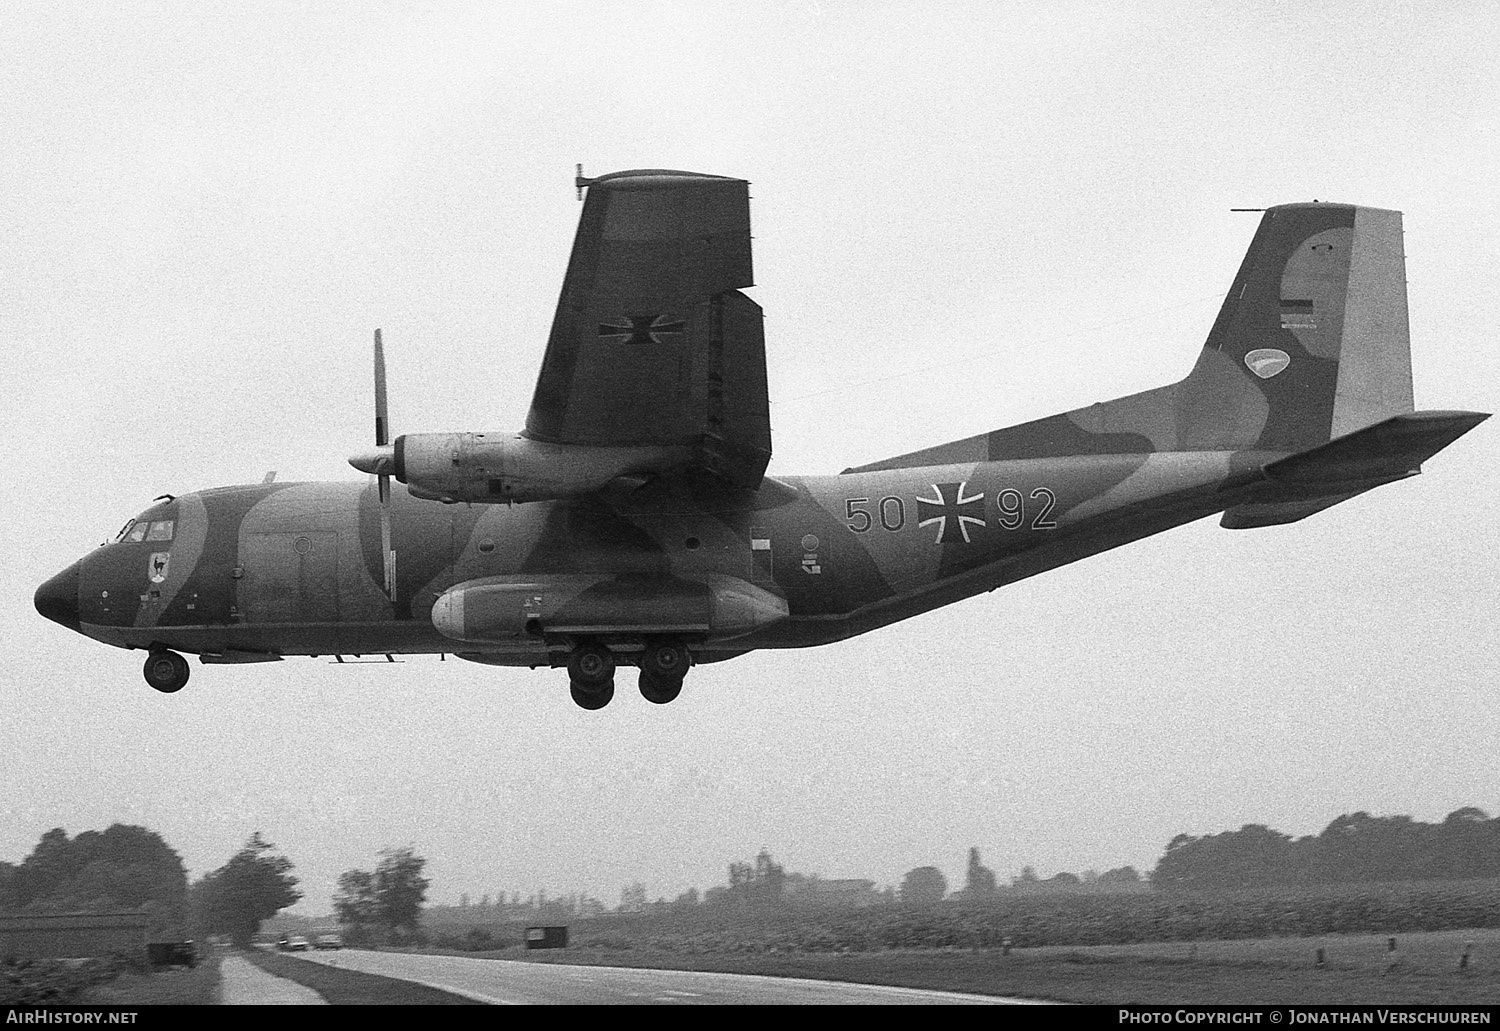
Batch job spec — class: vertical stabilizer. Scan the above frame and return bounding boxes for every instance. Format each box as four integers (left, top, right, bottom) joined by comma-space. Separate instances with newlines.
1174, 202, 1413, 452
846, 202, 1419, 473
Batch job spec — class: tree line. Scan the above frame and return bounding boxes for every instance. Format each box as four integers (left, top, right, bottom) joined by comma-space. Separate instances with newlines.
0, 825, 300, 943
332, 847, 430, 945
688, 808, 1499, 909
0, 825, 429, 946
7, 806, 1492, 942
1152, 808, 1500, 890
0, 825, 189, 936
423, 849, 1147, 924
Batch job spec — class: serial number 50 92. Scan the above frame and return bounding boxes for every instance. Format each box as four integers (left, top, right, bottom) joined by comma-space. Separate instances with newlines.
845, 488, 1057, 534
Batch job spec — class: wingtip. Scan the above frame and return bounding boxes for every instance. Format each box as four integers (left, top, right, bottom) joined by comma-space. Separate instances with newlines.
587, 169, 745, 190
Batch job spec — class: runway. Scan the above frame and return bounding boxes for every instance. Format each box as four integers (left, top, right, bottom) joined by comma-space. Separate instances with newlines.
294, 948, 1042, 1004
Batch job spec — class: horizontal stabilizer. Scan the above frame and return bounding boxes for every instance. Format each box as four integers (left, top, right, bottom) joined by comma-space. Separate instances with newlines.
1219, 489, 1372, 529
1262, 410, 1488, 487
1220, 410, 1487, 528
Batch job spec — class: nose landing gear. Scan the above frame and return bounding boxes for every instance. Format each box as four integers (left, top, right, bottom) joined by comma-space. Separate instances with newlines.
143, 650, 190, 693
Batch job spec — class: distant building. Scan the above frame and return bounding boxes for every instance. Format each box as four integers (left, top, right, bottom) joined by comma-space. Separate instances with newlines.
787, 878, 880, 907
0, 911, 149, 963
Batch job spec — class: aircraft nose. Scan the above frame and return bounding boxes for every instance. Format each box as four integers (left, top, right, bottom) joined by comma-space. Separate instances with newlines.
35, 560, 81, 632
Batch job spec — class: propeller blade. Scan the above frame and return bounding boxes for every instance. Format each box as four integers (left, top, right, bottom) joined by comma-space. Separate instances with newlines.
374, 327, 389, 447
379, 474, 396, 606
371, 329, 396, 604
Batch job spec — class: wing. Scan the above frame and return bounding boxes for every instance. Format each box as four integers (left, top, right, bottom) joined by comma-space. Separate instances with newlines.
525, 169, 772, 489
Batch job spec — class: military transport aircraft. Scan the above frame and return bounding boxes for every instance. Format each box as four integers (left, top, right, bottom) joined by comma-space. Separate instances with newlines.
34, 169, 1488, 709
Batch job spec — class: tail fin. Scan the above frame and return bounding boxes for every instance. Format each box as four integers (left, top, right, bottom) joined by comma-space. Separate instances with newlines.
1176, 202, 1412, 451
847, 203, 1418, 472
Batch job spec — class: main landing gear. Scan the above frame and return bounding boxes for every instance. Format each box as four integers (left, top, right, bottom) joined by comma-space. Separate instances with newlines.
564, 639, 689, 709
567, 643, 615, 711
638, 640, 686, 705
143, 649, 190, 693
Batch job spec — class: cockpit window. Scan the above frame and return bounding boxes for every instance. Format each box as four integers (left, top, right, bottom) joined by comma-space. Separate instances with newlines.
111, 513, 174, 545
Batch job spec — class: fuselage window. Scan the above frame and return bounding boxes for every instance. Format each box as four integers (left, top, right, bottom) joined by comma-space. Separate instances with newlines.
125, 523, 148, 543
145, 520, 175, 541
114, 519, 138, 544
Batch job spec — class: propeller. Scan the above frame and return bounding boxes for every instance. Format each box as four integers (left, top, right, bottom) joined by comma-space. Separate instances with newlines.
349, 329, 397, 604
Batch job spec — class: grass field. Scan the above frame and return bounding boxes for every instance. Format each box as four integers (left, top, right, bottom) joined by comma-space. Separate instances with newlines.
78, 953, 222, 1006
241, 947, 481, 1005
439, 928, 1500, 1004
1, 954, 221, 1006
426, 880, 1500, 955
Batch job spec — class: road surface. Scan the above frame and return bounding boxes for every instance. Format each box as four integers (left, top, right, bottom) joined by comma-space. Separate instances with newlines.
219, 953, 327, 1005
295, 949, 1041, 1004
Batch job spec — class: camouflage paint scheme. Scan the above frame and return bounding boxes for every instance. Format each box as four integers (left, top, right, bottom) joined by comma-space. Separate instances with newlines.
35, 172, 1487, 681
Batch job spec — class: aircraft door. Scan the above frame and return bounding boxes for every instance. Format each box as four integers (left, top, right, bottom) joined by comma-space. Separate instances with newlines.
238, 531, 340, 624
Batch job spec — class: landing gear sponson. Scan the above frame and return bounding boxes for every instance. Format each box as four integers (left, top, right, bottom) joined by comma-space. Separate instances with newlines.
564, 638, 690, 709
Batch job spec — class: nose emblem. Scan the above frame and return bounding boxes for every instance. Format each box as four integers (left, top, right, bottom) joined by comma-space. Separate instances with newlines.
35, 561, 81, 632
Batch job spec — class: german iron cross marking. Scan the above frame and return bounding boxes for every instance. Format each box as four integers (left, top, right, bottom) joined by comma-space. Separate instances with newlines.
916, 481, 986, 544
598, 314, 686, 345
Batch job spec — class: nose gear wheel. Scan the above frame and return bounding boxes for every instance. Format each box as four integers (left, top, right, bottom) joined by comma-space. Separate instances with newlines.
143, 650, 190, 693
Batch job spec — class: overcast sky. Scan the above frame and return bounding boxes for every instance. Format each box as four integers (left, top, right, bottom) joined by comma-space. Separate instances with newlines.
4, 1, 1497, 913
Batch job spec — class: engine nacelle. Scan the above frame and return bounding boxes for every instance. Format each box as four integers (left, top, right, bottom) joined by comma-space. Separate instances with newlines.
430, 573, 788, 643
393, 432, 694, 504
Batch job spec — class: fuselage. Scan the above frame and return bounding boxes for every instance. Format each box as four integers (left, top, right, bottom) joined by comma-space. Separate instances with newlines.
33, 193, 1488, 705
38, 449, 1278, 667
